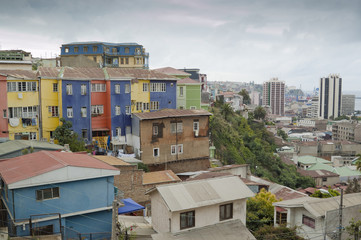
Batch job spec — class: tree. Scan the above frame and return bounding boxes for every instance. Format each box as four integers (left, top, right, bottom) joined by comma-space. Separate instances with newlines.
334, 115, 350, 121
254, 225, 305, 240
277, 129, 288, 141
310, 189, 340, 198
220, 103, 233, 121
355, 155, 361, 171
239, 89, 250, 104
246, 188, 279, 232
346, 217, 361, 240
254, 106, 266, 120
54, 118, 86, 152
346, 178, 361, 194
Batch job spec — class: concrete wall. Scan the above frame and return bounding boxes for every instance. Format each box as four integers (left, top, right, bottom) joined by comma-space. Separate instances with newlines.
0, 75, 8, 139
150, 191, 171, 233
110, 80, 131, 137
148, 158, 210, 173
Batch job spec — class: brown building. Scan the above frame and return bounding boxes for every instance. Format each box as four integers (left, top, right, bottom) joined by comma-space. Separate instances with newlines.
295, 140, 361, 157
131, 109, 212, 173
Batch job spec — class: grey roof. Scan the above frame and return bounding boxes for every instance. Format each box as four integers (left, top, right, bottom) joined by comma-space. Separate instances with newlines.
274, 192, 361, 218
0, 140, 64, 157
149, 176, 254, 212
0, 60, 32, 64
63, 41, 141, 46
151, 219, 256, 240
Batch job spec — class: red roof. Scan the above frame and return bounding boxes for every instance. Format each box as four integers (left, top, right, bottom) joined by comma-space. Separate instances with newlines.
0, 151, 118, 185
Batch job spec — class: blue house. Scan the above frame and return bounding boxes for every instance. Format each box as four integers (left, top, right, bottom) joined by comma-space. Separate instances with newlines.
0, 151, 119, 238
149, 79, 177, 111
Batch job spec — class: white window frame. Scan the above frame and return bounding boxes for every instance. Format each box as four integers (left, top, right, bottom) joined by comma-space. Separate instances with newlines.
125, 106, 130, 115
115, 105, 121, 115
81, 84, 87, 95
136, 102, 142, 111
53, 83, 58, 92
115, 84, 120, 94
115, 127, 121, 136
190, 106, 196, 110
150, 101, 159, 110
179, 86, 184, 97
171, 144, 183, 155
153, 148, 160, 157
30, 132, 37, 140
91, 105, 104, 115
125, 84, 130, 93
193, 121, 199, 131
48, 106, 59, 117
150, 83, 166, 92
3, 109, 7, 118
143, 83, 149, 92
67, 107, 73, 118
153, 125, 159, 136
91, 83, 106, 92
81, 107, 87, 118
143, 102, 149, 111
171, 122, 183, 133
66, 84, 73, 95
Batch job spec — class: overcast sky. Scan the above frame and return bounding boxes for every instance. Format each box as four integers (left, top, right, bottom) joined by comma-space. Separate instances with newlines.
1, 0, 361, 91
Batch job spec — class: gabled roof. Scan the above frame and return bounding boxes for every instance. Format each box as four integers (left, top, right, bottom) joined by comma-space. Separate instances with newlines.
274, 192, 361, 218
177, 77, 200, 84
148, 176, 254, 212
153, 67, 191, 77
307, 162, 334, 172
0, 151, 119, 189
0, 140, 64, 157
297, 169, 339, 178
134, 109, 211, 120
333, 166, 361, 177
37, 67, 62, 78
62, 67, 105, 80
106, 68, 178, 80
297, 155, 331, 165
0, 69, 37, 79
143, 170, 181, 185
93, 155, 130, 166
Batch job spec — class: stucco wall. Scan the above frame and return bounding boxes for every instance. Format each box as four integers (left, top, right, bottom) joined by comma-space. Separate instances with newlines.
150, 191, 171, 233
0, 76, 8, 139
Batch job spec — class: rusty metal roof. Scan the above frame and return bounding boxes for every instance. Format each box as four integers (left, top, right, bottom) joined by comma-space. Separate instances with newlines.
37, 67, 62, 78
143, 170, 181, 185
153, 67, 191, 77
0, 69, 37, 79
134, 109, 211, 120
106, 68, 178, 80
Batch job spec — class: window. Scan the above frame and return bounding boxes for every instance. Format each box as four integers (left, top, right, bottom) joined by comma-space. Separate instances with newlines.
220, 203, 233, 221
48, 106, 59, 117
81, 84, 87, 95
65, 47, 69, 53
3, 109, 6, 118
136, 58, 142, 65
81, 107, 87, 117
143, 103, 149, 111
93, 46, 98, 52
153, 125, 159, 136
83, 46, 88, 52
276, 211, 287, 225
7, 82, 16, 92
53, 83, 58, 92
67, 107, 73, 118
115, 106, 121, 115
66, 84, 73, 95
193, 121, 199, 131
115, 84, 120, 94
143, 83, 149, 92
124, 106, 130, 115
33, 225, 54, 236
22, 106, 38, 118
150, 83, 166, 92
322, 177, 327, 182
179, 86, 184, 96
74, 47, 79, 53
171, 122, 183, 133
7, 81, 37, 92
30, 132, 37, 140
125, 47, 129, 53
36, 187, 59, 201
190, 106, 196, 110
116, 127, 121, 136
302, 215, 315, 229
153, 148, 159, 157
125, 57, 129, 64
82, 129, 87, 139
150, 101, 159, 110
125, 84, 130, 93
91, 83, 106, 92
177, 144, 183, 154
121, 58, 124, 65
112, 48, 117, 53
136, 102, 142, 111
8, 107, 22, 118
171, 145, 183, 155
180, 211, 195, 230
91, 105, 104, 115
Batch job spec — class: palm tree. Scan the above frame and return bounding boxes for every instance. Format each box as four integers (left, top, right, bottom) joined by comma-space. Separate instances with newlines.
221, 103, 233, 121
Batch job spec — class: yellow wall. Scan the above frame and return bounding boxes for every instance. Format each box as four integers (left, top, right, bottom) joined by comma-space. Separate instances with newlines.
40, 78, 62, 141
131, 79, 150, 113
7, 79, 40, 140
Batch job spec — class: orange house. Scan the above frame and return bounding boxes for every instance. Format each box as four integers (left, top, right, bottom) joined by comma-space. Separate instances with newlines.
91, 80, 111, 140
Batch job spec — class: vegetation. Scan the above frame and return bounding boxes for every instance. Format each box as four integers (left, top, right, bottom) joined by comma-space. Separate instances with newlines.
137, 163, 149, 172
334, 115, 350, 121
355, 155, 361, 171
239, 89, 250, 104
54, 118, 86, 152
310, 189, 340, 198
21, 147, 34, 155
346, 178, 361, 194
254, 106, 267, 120
253, 225, 305, 240
346, 217, 361, 240
246, 189, 279, 231
277, 129, 288, 141
209, 104, 315, 189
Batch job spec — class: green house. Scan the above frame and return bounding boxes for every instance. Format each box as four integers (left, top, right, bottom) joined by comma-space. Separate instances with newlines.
177, 78, 202, 110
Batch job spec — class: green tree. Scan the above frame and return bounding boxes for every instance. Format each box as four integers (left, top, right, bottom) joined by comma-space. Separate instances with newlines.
310, 189, 340, 198
220, 103, 233, 121
277, 129, 288, 141
54, 118, 86, 152
346, 217, 361, 240
254, 106, 267, 120
239, 89, 250, 104
254, 225, 305, 240
334, 115, 350, 121
346, 178, 361, 193
355, 155, 361, 171
246, 188, 279, 232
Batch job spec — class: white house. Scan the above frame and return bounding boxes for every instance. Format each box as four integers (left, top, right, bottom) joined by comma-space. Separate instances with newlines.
273, 193, 361, 240
148, 175, 256, 240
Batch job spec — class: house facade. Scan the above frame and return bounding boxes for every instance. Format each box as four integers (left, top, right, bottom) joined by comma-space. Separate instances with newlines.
0, 151, 119, 238
176, 78, 202, 110
0, 74, 8, 141
131, 109, 212, 173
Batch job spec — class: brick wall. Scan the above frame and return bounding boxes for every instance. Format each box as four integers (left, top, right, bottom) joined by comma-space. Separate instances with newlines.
148, 158, 210, 173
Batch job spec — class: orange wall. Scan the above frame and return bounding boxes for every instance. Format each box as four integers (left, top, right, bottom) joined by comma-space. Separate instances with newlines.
91, 80, 111, 131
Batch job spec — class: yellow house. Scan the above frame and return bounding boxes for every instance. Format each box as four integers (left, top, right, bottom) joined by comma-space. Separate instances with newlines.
131, 79, 150, 113
38, 67, 63, 141
5, 70, 40, 140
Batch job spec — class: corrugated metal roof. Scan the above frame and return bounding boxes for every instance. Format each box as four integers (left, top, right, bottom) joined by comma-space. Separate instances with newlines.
93, 155, 130, 166
297, 155, 330, 165
0, 69, 37, 79
134, 109, 211, 120
0, 151, 119, 185
37, 67, 62, 78
143, 170, 181, 185
177, 77, 200, 84
106, 68, 178, 80
0, 140, 64, 156
151, 219, 256, 240
153, 67, 191, 77
151, 176, 254, 212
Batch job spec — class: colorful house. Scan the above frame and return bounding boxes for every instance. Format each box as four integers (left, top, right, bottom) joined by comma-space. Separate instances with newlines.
0, 151, 119, 238
0, 73, 8, 142
176, 78, 202, 110
60, 41, 149, 69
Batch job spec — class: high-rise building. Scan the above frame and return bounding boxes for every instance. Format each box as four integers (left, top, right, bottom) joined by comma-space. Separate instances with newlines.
318, 74, 342, 119
262, 78, 285, 116
341, 94, 355, 115
307, 96, 319, 118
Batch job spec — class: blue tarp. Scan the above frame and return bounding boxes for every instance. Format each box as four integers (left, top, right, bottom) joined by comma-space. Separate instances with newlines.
118, 198, 145, 214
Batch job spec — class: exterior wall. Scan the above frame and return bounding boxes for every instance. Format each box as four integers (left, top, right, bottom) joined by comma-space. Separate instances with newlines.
61, 55, 100, 68
170, 199, 246, 233
131, 80, 150, 113
7, 78, 40, 140
148, 158, 210, 173
176, 84, 186, 109
150, 191, 171, 233
62, 80, 92, 142
40, 78, 62, 141
287, 208, 323, 240
149, 80, 177, 111
263, 79, 285, 116
186, 84, 201, 109
298, 145, 318, 156
341, 94, 355, 116
110, 80, 132, 138
91, 80, 110, 133
138, 116, 210, 166
319, 75, 342, 119
0, 63, 32, 70
0, 75, 8, 139
314, 176, 339, 186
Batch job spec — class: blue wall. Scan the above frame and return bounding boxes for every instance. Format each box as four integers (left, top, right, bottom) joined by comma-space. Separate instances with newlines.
62, 80, 92, 142
150, 80, 177, 111
61, 43, 143, 56
110, 81, 131, 137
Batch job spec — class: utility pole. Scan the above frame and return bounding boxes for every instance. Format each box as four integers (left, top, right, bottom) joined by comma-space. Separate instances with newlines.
112, 200, 118, 240
338, 188, 343, 240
